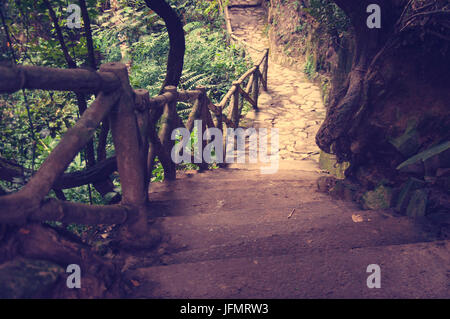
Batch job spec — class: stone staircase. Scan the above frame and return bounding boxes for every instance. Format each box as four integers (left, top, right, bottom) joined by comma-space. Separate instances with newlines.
125, 166, 449, 298
123, 3, 449, 299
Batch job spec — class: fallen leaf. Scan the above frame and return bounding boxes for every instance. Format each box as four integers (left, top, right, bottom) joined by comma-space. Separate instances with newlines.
352, 214, 364, 223
19, 228, 30, 235
130, 279, 140, 287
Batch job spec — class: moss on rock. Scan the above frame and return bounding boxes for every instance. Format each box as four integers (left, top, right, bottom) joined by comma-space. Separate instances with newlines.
319, 150, 349, 179
361, 185, 393, 210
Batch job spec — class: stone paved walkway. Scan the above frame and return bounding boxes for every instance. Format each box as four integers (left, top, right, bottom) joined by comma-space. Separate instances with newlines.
229, 5, 326, 163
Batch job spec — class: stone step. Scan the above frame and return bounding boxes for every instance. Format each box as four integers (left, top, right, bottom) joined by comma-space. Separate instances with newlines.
147, 167, 331, 217
225, 159, 319, 171
151, 166, 322, 193
147, 188, 330, 217
156, 211, 438, 265
129, 240, 450, 298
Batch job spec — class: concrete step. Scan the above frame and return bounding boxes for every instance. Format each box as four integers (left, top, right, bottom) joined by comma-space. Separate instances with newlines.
147, 167, 330, 217
225, 159, 320, 172
130, 240, 450, 298
154, 210, 438, 265
150, 170, 320, 196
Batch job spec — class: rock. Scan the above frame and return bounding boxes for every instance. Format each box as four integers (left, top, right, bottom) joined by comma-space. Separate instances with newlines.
0, 258, 64, 298
319, 151, 349, 179
295, 132, 308, 139
295, 83, 312, 90
275, 122, 293, 128
362, 185, 393, 210
289, 95, 304, 103
317, 176, 337, 193
307, 91, 322, 100
329, 180, 358, 201
291, 119, 307, 129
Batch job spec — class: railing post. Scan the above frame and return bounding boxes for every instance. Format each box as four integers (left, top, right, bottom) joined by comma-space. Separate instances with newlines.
204, 103, 216, 129
158, 85, 177, 180
198, 86, 209, 171
245, 73, 254, 94
263, 49, 269, 91
134, 88, 150, 195
186, 91, 203, 131
252, 66, 260, 110
146, 112, 173, 187
216, 106, 223, 134
230, 82, 240, 127
99, 62, 147, 208
219, 105, 227, 169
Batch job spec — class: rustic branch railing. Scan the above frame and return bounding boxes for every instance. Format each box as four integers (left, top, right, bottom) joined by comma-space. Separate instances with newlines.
0, 9, 269, 233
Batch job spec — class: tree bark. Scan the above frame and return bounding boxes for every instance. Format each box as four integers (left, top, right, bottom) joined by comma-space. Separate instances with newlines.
144, 0, 185, 92
316, 0, 406, 158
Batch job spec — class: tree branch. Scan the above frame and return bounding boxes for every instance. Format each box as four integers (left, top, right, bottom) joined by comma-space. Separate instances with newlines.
79, 0, 97, 70
144, 0, 185, 92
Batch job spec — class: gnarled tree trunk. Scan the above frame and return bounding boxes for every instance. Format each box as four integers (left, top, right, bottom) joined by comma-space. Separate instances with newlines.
316, 0, 450, 214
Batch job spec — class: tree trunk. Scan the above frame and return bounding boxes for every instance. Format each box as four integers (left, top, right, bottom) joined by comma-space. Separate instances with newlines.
144, 0, 185, 92
315, 0, 450, 215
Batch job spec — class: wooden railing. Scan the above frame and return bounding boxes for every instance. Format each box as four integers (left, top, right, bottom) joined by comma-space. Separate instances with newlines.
0, 33, 269, 229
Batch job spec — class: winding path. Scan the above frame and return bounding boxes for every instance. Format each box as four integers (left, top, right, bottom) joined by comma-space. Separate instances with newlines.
231, 4, 326, 163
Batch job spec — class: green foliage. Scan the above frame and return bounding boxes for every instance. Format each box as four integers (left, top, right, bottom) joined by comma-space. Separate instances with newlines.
294, 23, 306, 34
182, 23, 250, 102
1, 0, 250, 205
304, 54, 315, 79
0, 91, 78, 164
151, 158, 165, 183
303, 0, 349, 38
94, 2, 250, 100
